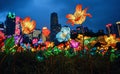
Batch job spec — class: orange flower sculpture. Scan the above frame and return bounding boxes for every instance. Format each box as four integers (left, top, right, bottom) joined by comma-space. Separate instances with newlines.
66, 4, 92, 26
20, 17, 36, 34
42, 27, 50, 37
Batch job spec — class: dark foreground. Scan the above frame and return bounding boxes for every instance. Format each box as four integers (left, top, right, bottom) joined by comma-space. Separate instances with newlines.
0, 52, 120, 74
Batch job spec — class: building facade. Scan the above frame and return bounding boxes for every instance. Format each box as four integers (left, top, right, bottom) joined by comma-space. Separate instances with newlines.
50, 12, 61, 42
5, 12, 16, 36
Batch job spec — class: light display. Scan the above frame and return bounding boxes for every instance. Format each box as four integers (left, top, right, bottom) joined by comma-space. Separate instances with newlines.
8, 12, 15, 19
14, 35, 23, 44
56, 26, 70, 42
4, 36, 15, 54
42, 27, 50, 37
70, 39, 79, 48
66, 4, 92, 26
0, 31, 5, 49
16, 16, 20, 24
20, 17, 36, 34
32, 38, 38, 45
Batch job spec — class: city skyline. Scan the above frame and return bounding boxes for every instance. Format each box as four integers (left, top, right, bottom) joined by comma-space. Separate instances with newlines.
0, 0, 120, 32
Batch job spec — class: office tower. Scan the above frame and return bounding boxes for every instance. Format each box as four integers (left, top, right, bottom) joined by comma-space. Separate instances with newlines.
50, 12, 61, 42
5, 12, 16, 35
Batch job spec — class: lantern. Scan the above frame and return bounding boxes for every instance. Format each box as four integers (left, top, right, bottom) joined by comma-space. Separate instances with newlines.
14, 35, 23, 44
42, 27, 50, 37
20, 17, 36, 34
66, 4, 92, 26
56, 26, 70, 42
0, 31, 5, 48
32, 38, 38, 45
70, 39, 79, 48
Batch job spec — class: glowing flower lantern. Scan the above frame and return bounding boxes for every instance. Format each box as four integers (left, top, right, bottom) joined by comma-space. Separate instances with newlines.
42, 27, 50, 37
44, 41, 51, 48
38, 39, 43, 44
15, 28, 20, 35
64, 41, 70, 50
66, 4, 92, 26
32, 38, 38, 45
14, 35, 23, 44
70, 39, 79, 48
20, 17, 36, 34
0, 31, 5, 39
15, 16, 21, 35
16, 16, 20, 24
57, 43, 64, 50
104, 34, 117, 47
56, 26, 70, 42
0, 31, 5, 48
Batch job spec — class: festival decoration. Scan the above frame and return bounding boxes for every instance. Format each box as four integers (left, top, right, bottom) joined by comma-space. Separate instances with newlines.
53, 46, 62, 55
42, 27, 50, 37
66, 4, 92, 26
57, 43, 64, 50
104, 34, 117, 47
56, 26, 70, 42
38, 39, 43, 44
15, 16, 21, 35
20, 17, 36, 34
70, 39, 79, 48
32, 38, 38, 45
44, 41, 51, 48
14, 35, 23, 44
8, 12, 15, 19
15, 28, 20, 35
0, 31, 5, 49
16, 16, 20, 24
4, 36, 15, 54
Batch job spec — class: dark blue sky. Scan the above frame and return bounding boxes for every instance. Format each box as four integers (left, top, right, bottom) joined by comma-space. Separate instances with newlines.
0, 0, 120, 32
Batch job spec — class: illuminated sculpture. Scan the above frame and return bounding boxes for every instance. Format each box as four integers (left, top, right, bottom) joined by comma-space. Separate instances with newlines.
66, 4, 92, 26
41, 27, 50, 42
15, 16, 21, 35
0, 31, 5, 49
32, 38, 38, 45
70, 39, 79, 48
14, 35, 23, 44
42, 27, 50, 37
56, 26, 70, 42
20, 17, 36, 34
104, 34, 117, 47
8, 12, 15, 19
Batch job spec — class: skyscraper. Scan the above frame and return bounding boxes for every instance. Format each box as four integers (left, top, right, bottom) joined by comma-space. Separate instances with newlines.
5, 12, 16, 35
50, 12, 61, 42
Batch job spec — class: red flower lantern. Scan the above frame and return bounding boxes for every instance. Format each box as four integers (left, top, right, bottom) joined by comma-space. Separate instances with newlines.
42, 27, 50, 37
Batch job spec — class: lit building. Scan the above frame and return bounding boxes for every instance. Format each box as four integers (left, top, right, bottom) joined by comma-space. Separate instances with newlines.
50, 12, 61, 42
5, 12, 16, 35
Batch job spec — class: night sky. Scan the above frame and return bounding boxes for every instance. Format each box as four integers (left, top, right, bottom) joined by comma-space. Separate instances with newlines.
0, 0, 120, 32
